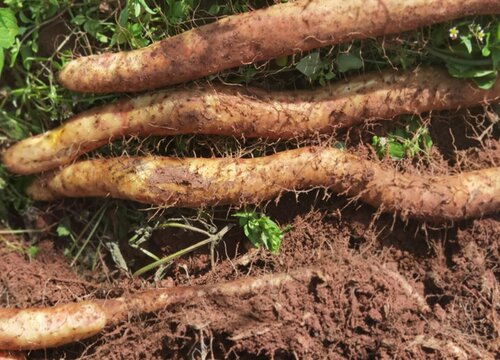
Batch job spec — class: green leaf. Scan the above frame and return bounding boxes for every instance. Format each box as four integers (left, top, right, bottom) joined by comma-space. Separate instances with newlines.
482, 33, 491, 57
0, 175, 5, 191
208, 4, 220, 15
19, 43, 34, 70
57, 219, 71, 237
118, 6, 129, 27
324, 71, 335, 80
133, 2, 141, 17
138, 0, 157, 15
473, 72, 497, 89
0, 8, 18, 48
18, 11, 30, 24
422, 134, 434, 152
233, 211, 286, 253
71, 14, 86, 26
111, 29, 127, 45
26, 246, 39, 259
8, 37, 20, 66
336, 53, 363, 72
460, 35, 473, 53
393, 128, 408, 138
168, 0, 192, 22
387, 141, 405, 160
83, 19, 101, 36
95, 33, 108, 44
260, 231, 269, 248
447, 62, 496, 79
296, 52, 321, 78
2, 116, 28, 140
275, 55, 288, 67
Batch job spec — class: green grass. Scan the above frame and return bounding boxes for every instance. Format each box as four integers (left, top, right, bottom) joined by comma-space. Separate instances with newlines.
0, 1, 498, 272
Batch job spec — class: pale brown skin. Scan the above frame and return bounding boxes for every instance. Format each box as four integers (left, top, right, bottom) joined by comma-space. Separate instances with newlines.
4, 68, 500, 175
58, 0, 500, 93
0, 303, 106, 350
0, 268, 314, 350
26, 147, 500, 222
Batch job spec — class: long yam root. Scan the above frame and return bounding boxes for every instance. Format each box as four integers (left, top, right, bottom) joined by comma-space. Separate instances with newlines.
0, 269, 315, 350
58, 0, 500, 93
4, 68, 500, 175
26, 147, 500, 221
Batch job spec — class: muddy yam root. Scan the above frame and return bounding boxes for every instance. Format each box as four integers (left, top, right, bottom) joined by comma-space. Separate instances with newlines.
58, 0, 500, 93
4, 68, 500, 175
26, 147, 500, 221
0, 269, 314, 350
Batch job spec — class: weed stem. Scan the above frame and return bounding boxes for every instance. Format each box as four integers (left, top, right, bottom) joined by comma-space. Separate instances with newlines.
134, 224, 233, 276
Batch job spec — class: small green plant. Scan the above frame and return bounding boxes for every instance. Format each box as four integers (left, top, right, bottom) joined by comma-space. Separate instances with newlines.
233, 211, 289, 254
372, 117, 433, 160
428, 17, 500, 89
25, 245, 39, 259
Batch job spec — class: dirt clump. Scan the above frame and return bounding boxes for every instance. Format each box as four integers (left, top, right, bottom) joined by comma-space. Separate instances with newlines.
0, 239, 97, 308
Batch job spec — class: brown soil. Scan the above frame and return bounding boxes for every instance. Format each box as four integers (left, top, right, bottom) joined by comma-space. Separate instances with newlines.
1, 111, 499, 359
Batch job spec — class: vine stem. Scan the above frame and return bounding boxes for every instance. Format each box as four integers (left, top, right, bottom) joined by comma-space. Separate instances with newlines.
133, 224, 233, 277
427, 47, 492, 67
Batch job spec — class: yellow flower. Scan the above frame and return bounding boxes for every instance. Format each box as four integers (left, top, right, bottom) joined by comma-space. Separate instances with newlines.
477, 29, 485, 42
449, 27, 459, 40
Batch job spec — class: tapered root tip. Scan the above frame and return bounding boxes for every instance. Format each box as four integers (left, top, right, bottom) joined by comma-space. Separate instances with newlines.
0, 149, 16, 175
58, 60, 89, 92
25, 177, 58, 201
57, 65, 76, 92
58, 54, 117, 93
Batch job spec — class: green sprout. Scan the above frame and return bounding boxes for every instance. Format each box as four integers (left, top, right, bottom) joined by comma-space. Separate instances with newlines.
233, 211, 290, 254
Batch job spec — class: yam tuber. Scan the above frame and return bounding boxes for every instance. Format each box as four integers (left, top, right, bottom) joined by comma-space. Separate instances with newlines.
26, 147, 500, 221
4, 68, 499, 175
0, 269, 314, 350
58, 0, 500, 93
